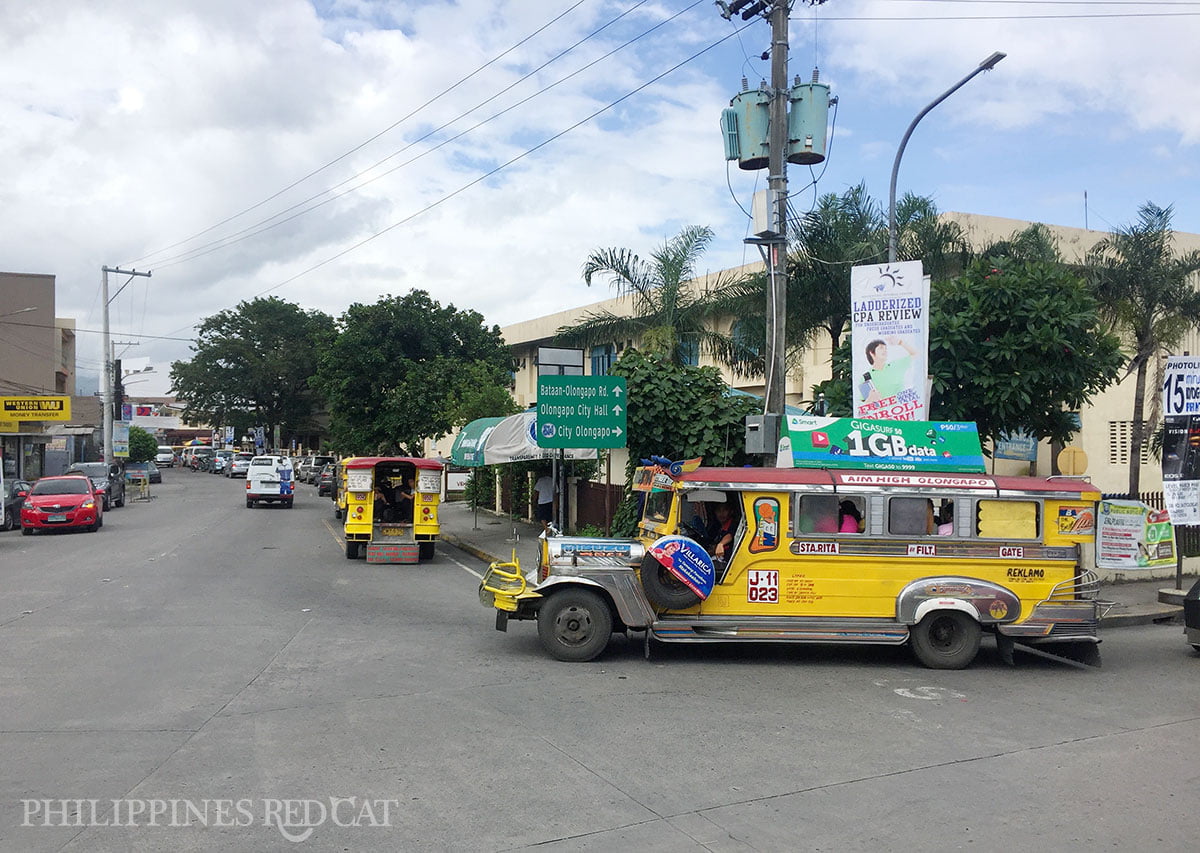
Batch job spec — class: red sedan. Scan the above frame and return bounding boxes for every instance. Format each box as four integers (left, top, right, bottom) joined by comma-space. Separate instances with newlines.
20, 475, 104, 534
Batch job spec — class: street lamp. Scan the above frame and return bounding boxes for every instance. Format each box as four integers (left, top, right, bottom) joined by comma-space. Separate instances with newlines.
888, 51, 1006, 262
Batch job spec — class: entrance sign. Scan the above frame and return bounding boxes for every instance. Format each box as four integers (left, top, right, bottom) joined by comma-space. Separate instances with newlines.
1, 396, 71, 421
1162, 356, 1200, 524
536, 376, 627, 449
784, 416, 985, 472
995, 430, 1038, 462
850, 261, 928, 420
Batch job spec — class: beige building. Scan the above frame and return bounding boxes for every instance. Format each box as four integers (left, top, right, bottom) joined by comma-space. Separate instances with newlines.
1, 271, 81, 478
490, 214, 1200, 497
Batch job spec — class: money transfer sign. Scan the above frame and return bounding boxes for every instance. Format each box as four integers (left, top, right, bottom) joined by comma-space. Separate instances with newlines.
536, 376, 627, 449
1, 396, 71, 421
1096, 500, 1177, 570
784, 416, 985, 472
850, 261, 929, 421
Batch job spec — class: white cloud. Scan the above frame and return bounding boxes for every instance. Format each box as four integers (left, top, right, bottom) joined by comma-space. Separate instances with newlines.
1, 0, 1198, 399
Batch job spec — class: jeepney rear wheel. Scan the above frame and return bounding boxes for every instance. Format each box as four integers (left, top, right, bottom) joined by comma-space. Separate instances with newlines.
910, 610, 981, 670
537, 589, 613, 662
345, 540, 359, 560
640, 554, 701, 611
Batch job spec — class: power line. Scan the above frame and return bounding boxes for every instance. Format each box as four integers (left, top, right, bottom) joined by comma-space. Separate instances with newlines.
791, 10, 1200, 19
125, 0, 592, 268
0, 318, 195, 343
249, 19, 758, 301
149, 2, 704, 271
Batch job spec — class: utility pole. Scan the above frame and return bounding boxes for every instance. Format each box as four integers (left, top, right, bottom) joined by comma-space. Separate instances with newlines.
101, 266, 151, 466
762, 0, 789, 457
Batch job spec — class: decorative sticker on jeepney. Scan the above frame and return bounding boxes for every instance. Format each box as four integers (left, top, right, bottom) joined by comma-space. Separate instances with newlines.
999, 546, 1024, 558
749, 497, 780, 553
988, 600, 1009, 619
417, 469, 441, 493
648, 535, 714, 600
907, 544, 936, 557
1057, 505, 1095, 536
747, 570, 779, 603
560, 542, 633, 559
790, 541, 840, 555
1005, 567, 1046, 581
347, 470, 373, 492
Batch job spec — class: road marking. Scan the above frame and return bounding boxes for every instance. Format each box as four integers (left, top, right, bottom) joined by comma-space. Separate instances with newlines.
322, 518, 343, 548
443, 551, 484, 580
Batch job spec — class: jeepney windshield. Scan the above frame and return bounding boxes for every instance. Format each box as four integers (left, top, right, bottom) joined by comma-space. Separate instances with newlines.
642, 489, 673, 524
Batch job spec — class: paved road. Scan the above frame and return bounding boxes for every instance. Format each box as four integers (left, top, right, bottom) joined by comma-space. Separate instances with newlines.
2, 469, 1197, 851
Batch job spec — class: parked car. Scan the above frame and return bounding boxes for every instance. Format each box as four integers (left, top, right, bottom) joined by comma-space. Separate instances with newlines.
294, 455, 314, 483
316, 463, 335, 497
20, 475, 103, 534
146, 460, 162, 484
3, 478, 33, 531
155, 445, 176, 468
210, 450, 234, 474
64, 461, 126, 510
303, 454, 336, 484
246, 455, 294, 508
225, 452, 255, 478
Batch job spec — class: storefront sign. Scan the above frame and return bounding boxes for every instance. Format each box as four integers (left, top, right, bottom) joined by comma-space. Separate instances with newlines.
995, 430, 1038, 462
1, 396, 71, 421
784, 416, 985, 472
1095, 500, 1176, 570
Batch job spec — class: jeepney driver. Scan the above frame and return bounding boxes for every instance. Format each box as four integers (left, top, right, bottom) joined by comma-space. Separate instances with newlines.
708, 502, 736, 562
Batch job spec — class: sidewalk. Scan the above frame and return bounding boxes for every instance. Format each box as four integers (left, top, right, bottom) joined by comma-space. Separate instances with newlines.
438, 500, 1191, 629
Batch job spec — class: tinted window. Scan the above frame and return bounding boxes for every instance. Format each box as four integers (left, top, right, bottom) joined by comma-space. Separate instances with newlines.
33, 478, 90, 496
68, 463, 107, 477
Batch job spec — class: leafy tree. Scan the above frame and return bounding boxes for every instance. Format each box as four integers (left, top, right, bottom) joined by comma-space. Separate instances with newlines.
1086, 202, 1200, 493
170, 297, 335, 442
710, 184, 967, 377
127, 425, 158, 463
554, 225, 730, 364
316, 290, 511, 456
929, 258, 1124, 445
606, 350, 757, 535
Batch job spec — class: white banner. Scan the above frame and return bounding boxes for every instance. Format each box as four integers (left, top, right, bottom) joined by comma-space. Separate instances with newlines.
850, 261, 928, 420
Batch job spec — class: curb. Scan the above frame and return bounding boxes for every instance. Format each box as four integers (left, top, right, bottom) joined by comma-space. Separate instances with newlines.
441, 533, 500, 566
1100, 604, 1183, 629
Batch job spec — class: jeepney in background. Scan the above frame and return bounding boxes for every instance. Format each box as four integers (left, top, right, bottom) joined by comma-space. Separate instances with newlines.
333, 457, 362, 520
342, 457, 443, 563
481, 464, 1105, 669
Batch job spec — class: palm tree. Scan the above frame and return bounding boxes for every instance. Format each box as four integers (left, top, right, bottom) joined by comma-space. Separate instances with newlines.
554, 225, 730, 366
1087, 202, 1200, 494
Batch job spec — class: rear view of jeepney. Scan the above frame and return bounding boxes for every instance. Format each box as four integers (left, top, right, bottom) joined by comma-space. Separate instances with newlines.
480, 464, 1107, 669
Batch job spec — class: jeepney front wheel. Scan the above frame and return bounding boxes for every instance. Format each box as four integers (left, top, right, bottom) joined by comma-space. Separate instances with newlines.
910, 610, 981, 670
537, 589, 613, 662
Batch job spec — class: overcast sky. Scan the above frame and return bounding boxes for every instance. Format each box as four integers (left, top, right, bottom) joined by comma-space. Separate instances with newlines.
3, 0, 1198, 396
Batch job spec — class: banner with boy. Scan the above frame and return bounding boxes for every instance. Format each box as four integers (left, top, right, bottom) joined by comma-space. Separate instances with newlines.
850, 261, 929, 421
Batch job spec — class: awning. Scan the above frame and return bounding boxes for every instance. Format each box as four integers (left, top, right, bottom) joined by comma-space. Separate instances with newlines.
450, 412, 598, 467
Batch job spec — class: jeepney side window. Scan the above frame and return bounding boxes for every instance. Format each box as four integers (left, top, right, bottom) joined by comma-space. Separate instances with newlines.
837, 497, 865, 534
976, 499, 1040, 539
795, 494, 838, 534
888, 497, 938, 536
642, 489, 673, 524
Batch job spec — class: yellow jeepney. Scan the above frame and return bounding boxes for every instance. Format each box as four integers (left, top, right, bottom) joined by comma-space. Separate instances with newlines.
342, 457, 443, 563
481, 465, 1104, 669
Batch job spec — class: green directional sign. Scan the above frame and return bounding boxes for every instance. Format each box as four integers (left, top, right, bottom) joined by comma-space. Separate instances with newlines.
536, 376, 628, 448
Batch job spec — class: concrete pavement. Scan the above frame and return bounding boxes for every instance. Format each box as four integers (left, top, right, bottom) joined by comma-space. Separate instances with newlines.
437, 499, 1191, 629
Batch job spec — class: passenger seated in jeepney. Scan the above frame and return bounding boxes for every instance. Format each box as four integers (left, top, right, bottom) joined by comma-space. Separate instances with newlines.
706, 501, 737, 563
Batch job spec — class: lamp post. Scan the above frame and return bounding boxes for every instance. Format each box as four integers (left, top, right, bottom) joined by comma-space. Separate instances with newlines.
101, 267, 151, 465
888, 51, 1006, 263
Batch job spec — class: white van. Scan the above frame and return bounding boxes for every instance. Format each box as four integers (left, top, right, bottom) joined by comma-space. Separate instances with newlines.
155, 446, 176, 468
245, 455, 294, 508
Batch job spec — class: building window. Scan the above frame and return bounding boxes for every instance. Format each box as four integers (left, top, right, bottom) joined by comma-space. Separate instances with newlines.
678, 337, 699, 367
590, 344, 616, 376
1108, 421, 1152, 466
